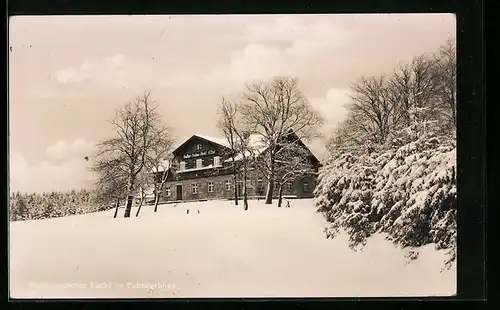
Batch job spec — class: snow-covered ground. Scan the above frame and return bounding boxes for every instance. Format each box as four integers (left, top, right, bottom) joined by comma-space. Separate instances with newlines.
9, 199, 456, 298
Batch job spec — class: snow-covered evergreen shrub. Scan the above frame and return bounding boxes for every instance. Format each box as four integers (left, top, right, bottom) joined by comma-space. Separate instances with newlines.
315, 130, 456, 267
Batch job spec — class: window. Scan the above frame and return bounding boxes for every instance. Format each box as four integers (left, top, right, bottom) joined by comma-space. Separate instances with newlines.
246, 179, 252, 188
208, 181, 214, 193
257, 178, 263, 189
225, 180, 232, 191
165, 186, 171, 196
213, 156, 221, 167
196, 144, 202, 151
196, 158, 203, 169
287, 182, 293, 191
192, 183, 198, 194
180, 161, 186, 171
303, 181, 309, 193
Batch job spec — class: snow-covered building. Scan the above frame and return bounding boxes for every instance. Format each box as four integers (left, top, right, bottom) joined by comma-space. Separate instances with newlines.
154, 131, 321, 202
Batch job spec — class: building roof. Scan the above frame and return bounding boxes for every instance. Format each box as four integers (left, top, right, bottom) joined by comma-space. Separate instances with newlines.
223, 134, 268, 162
172, 131, 321, 165
193, 134, 232, 148
171, 134, 233, 155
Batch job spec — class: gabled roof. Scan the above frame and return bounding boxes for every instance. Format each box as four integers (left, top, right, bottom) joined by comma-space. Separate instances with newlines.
172, 131, 321, 166
172, 134, 232, 155
283, 130, 322, 166
226, 131, 321, 165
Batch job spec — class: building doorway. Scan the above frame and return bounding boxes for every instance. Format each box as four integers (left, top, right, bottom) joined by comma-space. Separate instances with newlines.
176, 185, 183, 200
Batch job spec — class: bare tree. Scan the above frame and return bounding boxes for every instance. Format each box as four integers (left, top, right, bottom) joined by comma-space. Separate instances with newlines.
217, 98, 240, 206
347, 74, 401, 145
92, 91, 168, 218
433, 39, 456, 130
134, 169, 152, 217
91, 155, 128, 218
234, 130, 255, 211
239, 76, 323, 204
274, 142, 317, 208
389, 53, 441, 133
145, 127, 175, 213
152, 162, 172, 213
329, 40, 456, 156
217, 98, 254, 210
134, 187, 146, 217
336, 53, 442, 151
327, 113, 373, 156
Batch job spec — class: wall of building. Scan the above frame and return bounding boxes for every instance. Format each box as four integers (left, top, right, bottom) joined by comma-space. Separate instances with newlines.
173, 138, 231, 171
161, 174, 236, 202
158, 171, 317, 202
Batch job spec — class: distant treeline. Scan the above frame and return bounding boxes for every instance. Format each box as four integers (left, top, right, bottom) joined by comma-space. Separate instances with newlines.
9, 189, 113, 221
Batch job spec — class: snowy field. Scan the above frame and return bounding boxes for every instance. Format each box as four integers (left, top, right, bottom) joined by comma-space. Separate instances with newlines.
9, 199, 456, 298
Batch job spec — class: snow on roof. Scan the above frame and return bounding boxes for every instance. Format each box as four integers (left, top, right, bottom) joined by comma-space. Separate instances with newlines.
194, 134, 232, 148
224, 134, 269, 162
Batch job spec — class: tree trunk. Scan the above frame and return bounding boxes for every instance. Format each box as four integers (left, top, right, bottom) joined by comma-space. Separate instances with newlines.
277, 185, 284, 208
264, 156, 275, 204
154, 168, 170, 212
135, 191, 145, 217
154, 181, 166, 212
113, 198, 120, 218
233, 169, 239, 205
243, 187, 248, 210
124, 177, 134, 218
153, 190, 161, 212
124, 195, 133, 218
243, 169, 248, 211
265, 174, 274, 204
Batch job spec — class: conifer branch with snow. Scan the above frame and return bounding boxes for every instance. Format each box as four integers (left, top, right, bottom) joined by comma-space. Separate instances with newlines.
318, 41, 457, 268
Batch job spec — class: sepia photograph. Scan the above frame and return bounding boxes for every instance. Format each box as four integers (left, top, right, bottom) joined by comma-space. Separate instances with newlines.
9, 14, 457, 298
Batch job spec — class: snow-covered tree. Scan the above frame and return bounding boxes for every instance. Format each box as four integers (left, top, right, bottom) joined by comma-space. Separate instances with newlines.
319, 40, 457, 268
10, 191, 28, 221
9, 189, 111, 221
317, 128, 456, 266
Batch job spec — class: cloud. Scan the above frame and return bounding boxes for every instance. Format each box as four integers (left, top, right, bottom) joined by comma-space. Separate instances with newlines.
55, 66, 89, 84
46, 138, 96, 161
310, 88, 352, 134
10, 151, 95, 193
104, 54, 126, 69
55, 54, 129, 86
218, 15, 350, 45
158, 17, 352, 92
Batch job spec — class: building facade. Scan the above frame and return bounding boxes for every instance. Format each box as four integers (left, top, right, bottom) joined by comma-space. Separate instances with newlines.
155, 133, 321, 203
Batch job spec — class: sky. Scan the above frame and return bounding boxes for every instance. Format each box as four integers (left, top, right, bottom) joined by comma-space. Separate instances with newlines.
8, 14, 456, 193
